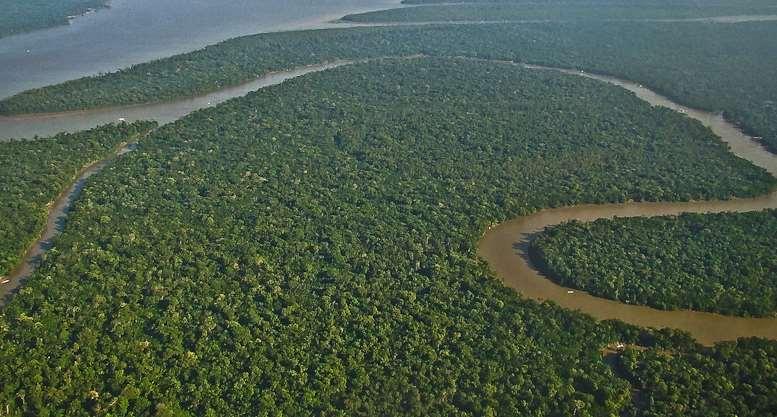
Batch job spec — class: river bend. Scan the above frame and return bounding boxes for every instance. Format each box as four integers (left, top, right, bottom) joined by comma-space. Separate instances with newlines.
478, 64, 777, 345
2, 57, 776, 344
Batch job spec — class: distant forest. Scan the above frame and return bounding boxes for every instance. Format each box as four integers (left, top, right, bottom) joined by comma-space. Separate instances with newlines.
0, 0, 108, 38
342, 3, 777, 23
400, 0, 777, 5
2, 20, 776, 153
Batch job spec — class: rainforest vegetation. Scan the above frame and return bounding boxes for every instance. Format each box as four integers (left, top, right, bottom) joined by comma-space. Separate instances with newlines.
0, 0, 108, 38
529, 210, 777, 316
1, 58, 775, 416
400, 0, 777, 5
615, 338, 777, 416
0, 121, 155, 279
342, 3, 777, 23
1, 21, 776, 153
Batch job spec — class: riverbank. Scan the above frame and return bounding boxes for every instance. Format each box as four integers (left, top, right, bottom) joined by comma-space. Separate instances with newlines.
0, 0, 108, 40
0, 61, 349, 140
478, 64, 777, 345
0, 128, 155, 304
3, 21, 775, 154
0, 0, 403, 99
3, 57, 776, 343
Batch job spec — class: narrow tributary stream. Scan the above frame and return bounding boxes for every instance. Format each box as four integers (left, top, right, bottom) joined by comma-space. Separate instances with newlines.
2, 58, 776, 345
479, 64, 777, 345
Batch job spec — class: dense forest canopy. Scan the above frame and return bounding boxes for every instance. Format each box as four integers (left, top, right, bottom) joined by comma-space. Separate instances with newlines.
2, 20, 776, 153
0, 0, 108, 38
1, 58, 775, 416
617, 338, 777, 416
342, 3, 777, 23
0, 121, 156, 278
400, 0, 777, 5
530, 210, 777, 316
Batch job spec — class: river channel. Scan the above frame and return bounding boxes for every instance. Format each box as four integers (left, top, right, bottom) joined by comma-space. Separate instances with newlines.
0, 141, 137, 303
0, 0, 401, 99
479, 64, 777, 345
0, 62, 349, 140
1, 57, 776, 344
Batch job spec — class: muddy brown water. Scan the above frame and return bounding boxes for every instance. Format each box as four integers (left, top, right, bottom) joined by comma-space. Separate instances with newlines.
0, 142, 136, 304
0, 62, 359, 303
0, 62, 349, 140
479, 65, 777, 345
1, 58, 776, 344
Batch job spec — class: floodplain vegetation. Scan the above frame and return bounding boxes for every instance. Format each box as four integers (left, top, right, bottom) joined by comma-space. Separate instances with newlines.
1, 58, 775, 417
530, 210, 777, 316
0, 0, 108, 38
400, 0, 777, 5
342, 3, 777, 23
1, 21, 776, 153
0, 121, 156, 278
616, 337, 777, 417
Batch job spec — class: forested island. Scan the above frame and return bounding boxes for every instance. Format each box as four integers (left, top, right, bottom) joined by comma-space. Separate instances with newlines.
2, 20, 775, 153
1, 58, 776, 416
0, 0, 108, 38
341, 3, 777, 23
0, 122, 155, 278
3, 0, 777, 414
529, 210, 777, 316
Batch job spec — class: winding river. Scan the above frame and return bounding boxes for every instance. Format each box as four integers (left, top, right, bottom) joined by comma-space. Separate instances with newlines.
0, 63, 355, 302
3, 8, 774, 101
479, 65, 777, 345
1, 57, 776, 343
0, 62, 349, 140
0, 141, 136, 304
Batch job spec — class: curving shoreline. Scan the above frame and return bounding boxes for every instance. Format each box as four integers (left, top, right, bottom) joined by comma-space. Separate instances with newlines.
0, 62, 350, 141
337, 14, 777, 26
2, 57, 776, 343
478, 65, 777, 345
0, 0, 404, 99
0, 139, 143, 305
